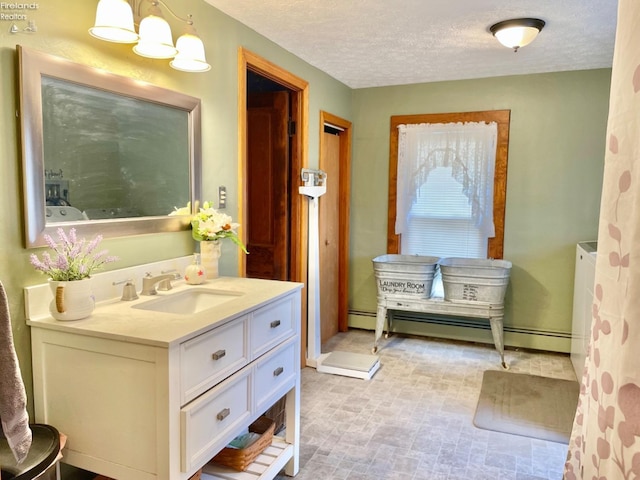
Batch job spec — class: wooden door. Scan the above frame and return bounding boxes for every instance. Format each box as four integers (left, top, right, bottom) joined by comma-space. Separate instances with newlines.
246, 91, 290, 280
319, 129, 341, 341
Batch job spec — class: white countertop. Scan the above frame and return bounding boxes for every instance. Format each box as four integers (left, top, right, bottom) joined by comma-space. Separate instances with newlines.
27, 276, 302, 348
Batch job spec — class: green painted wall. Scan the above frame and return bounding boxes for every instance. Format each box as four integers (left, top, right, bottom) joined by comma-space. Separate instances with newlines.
0, 0, 612, 421
349, 70, 611, 351
0, 0, 351, 416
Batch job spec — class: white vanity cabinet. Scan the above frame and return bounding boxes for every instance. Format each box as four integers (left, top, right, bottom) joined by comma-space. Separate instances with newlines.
27, 277, 302, 480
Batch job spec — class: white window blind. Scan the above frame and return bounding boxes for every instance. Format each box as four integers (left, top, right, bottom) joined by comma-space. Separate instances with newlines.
401, 167, 487, 258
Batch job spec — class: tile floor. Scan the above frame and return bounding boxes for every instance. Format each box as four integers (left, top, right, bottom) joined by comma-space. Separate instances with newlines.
279, 329, 576, 480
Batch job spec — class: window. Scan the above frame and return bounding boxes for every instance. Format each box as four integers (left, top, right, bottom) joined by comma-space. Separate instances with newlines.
402, 166, 488, 258
387, 110, 510, 260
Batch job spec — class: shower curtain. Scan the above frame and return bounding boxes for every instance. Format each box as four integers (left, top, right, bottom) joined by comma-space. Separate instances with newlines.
564, 1, 640, 478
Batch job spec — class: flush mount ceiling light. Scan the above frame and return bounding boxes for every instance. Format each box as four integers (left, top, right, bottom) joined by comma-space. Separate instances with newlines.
89, 0, 211, 72
489, 18, 546, 52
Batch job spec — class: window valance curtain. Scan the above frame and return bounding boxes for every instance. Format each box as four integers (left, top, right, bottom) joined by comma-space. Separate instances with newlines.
395, 121, 498, 239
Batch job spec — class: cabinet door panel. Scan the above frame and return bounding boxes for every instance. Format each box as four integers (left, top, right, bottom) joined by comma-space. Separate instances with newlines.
180, 369, 251, 472
181, 317, 249, 404
254, 338, 296, 414
251, 296, 295, 358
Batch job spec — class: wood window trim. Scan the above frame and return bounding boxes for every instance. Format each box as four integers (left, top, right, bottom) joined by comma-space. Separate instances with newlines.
387, 110, 511, 259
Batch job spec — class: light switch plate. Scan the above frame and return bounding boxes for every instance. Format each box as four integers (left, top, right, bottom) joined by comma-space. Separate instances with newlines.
218, 186, 226, 209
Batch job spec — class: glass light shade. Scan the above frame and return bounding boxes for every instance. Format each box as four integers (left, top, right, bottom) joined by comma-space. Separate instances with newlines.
89, 0, 138, 43
490, 18, 545, 51
133, 14, 177, 59
494, 26, 540, 49
170, 33, 211, 72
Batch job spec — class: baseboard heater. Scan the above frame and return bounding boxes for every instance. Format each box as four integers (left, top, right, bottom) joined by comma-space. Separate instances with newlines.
350, 309, 571, 339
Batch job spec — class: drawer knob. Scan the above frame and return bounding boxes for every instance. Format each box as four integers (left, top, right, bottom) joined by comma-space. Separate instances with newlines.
273, 366, 284, 377
217, 408, 230, 421
211, 349, 226, 361
270, 320, 281, 328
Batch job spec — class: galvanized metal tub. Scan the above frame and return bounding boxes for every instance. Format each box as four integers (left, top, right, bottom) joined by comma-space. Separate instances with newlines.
372, 254, 440, 300
439, 257, 512, 304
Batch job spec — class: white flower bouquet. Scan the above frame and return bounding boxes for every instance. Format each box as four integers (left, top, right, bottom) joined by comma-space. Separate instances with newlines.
171, 201, 248, 254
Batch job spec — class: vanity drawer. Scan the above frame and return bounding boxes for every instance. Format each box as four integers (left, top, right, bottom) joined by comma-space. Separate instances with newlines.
254, 337, 296, 414
180, 317, 249, 404
181, 368, 251, 473
251, 295, 295, 358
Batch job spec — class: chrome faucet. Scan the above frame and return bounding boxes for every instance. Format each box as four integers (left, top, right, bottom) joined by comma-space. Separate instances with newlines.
141, 272, 180, 296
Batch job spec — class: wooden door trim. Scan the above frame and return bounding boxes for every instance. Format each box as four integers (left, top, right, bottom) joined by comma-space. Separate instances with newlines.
238, 47, 310, 365
319, 111, 352, 332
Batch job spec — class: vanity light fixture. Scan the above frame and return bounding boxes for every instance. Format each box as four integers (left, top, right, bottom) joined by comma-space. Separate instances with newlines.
133, 1, 177, 59
89, 0, 211, 72
489, 18, 545, 52
170, 16, 211, 72
89, 0, 139, 43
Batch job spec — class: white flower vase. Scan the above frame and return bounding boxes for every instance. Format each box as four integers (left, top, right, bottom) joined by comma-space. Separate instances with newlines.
200, 241, 221, 279
49, 278, 95, 321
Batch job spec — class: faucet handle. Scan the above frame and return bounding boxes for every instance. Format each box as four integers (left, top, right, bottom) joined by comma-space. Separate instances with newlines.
113, 279, 139, 301
122, 282, 139, 301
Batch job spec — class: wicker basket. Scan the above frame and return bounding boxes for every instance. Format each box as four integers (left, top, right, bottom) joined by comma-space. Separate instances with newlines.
210, 417, 275, 471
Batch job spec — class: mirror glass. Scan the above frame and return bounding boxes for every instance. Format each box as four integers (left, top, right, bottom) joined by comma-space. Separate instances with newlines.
18, 45, 202, 247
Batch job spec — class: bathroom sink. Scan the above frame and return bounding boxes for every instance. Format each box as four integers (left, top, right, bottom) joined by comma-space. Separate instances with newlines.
132, 288, 244, 315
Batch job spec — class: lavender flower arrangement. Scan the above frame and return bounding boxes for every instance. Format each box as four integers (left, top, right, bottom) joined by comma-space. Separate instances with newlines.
30, 228, 118, 281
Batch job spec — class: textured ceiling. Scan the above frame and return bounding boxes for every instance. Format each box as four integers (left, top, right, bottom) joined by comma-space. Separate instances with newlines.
204, 0, 618, 89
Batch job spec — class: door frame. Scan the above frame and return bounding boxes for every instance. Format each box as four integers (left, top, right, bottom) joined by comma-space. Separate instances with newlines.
238, 48, 310, 364
319, 111, 352, 332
